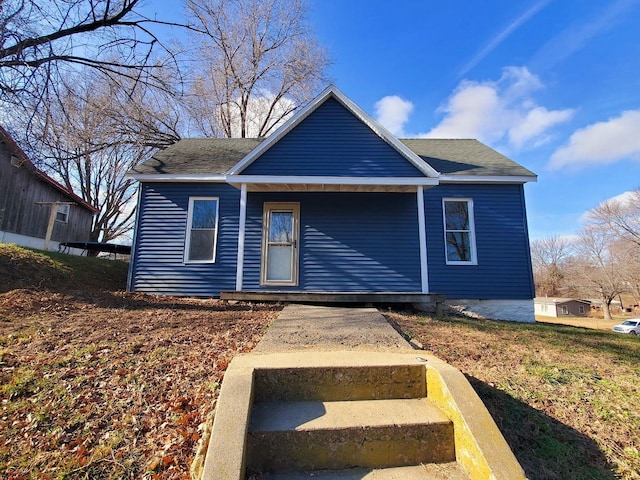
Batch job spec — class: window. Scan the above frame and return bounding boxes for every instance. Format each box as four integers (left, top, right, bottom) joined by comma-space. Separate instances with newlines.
579, 305, 585, 314
56, 204, 70, 223
443, 199, 476, 264
185, 197, 219, 263
561, 305, 569, 315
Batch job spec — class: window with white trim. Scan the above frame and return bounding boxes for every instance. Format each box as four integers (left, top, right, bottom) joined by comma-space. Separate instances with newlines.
56, 204, 70, 223
443, 198, 477, 264
185, 197, 219, 263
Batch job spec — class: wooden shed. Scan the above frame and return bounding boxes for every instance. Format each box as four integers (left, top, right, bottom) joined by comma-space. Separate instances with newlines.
0, 126, 97, 252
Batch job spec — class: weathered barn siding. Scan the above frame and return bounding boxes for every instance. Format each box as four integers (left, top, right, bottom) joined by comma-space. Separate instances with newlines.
424, 183, 535, 299
242, 97, 425, 177
0, 142, 93, 244
241, 192, 422, 292
130, 182, 241, 295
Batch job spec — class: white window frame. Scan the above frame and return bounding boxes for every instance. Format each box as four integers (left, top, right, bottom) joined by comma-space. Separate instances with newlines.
442, 198, 477, 265
56, 204, 70, 223
184, 196, 219, 264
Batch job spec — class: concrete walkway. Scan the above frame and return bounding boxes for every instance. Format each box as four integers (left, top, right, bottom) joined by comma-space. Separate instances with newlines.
253, 304, 413, 352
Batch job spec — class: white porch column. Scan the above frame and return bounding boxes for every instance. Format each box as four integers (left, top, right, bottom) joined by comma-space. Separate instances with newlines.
235, 184, 247, 291
417, 186, 429, 293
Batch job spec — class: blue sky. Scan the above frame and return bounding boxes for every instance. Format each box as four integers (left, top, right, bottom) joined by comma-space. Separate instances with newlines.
146, 0, 640, 240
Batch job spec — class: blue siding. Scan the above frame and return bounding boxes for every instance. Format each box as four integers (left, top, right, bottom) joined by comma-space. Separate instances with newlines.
130, 183, 240, 296
424, 184, 535, 299
242, 192, 422, 292
242, 97, 425, 177
129, 182, 534, 300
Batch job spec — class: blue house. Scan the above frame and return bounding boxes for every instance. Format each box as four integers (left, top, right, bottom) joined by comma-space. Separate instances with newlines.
127, 86, 537, 322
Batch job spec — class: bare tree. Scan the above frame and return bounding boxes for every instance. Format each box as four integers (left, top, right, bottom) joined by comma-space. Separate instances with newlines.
0, 0, 182, 109
185, 0, 329, 138
22, 69, 180, 243
586, 188, 640, 247
530, 235, 572, 297
610, 237, 640, 307
569, 226, 628, 320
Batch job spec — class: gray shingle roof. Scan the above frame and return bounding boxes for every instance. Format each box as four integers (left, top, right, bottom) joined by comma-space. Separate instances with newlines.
130, 137, 536, 178
130, 138, 264, 175
400, 139, 536, 178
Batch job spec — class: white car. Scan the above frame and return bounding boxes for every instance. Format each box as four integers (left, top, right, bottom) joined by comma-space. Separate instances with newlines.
612, 319, 640, 335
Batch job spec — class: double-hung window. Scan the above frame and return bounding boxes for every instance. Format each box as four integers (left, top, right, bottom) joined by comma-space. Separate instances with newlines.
185, 197, 219, 263
443, 198, 477, 265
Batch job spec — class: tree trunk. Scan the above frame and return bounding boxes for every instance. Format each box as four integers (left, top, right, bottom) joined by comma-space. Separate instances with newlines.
602, 301, 613, 320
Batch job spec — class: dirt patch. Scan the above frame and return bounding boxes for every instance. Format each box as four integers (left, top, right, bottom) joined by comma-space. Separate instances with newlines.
0, 289, 281, 478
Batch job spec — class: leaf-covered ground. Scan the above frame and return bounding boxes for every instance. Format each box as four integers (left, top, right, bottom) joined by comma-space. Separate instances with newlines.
387, 311, 640, 480
0, 291, 280, 478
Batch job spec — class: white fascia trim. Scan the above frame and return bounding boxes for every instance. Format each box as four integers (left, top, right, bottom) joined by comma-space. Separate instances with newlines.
128, 174, 227, 182
226, 175, 440, 186
227, 85, 440, 179
439, 175, 537, 184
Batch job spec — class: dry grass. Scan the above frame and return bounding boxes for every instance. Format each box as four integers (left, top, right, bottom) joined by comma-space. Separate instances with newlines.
0, 292, 281, 479
0, 244, 282, 478
387, 310, 640, 480
2, 244, 639, 479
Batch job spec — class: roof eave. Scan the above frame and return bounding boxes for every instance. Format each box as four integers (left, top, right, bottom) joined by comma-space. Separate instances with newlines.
439, 175, 538, 184
126, 173, 228, 182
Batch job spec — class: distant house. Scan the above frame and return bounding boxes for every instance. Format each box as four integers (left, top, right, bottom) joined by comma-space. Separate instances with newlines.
0, 126, 97, 252
127, 86, 537, 322
534, 297, 591, 317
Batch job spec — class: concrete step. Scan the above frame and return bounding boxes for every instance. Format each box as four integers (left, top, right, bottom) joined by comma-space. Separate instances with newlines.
246, 398, 455, 474
253, 364, 427, 402
257, 463, 471, 479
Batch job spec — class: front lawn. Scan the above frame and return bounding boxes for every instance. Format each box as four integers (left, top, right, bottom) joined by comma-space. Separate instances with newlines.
387, 311, 640, 480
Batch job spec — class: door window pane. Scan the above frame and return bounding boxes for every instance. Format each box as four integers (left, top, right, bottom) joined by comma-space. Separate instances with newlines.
269, 212, 293, 243
267, 245, 293, 281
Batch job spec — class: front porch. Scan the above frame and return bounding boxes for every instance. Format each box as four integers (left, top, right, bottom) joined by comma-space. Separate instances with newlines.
221, 290, 445, 312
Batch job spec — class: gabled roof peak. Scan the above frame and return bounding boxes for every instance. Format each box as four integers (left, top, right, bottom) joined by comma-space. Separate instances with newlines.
228, 85, 440, 178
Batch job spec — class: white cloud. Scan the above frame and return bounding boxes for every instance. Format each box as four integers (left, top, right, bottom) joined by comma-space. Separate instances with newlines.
374, 95, 414, 136
223, 90, 296, 137
579, 190, 638, 223
549, 110, 640, 170
509, 106, 574, 148
421, 66, 573, 149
